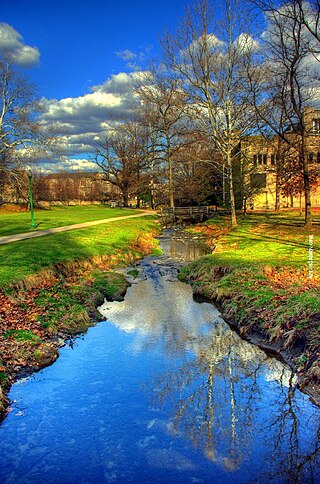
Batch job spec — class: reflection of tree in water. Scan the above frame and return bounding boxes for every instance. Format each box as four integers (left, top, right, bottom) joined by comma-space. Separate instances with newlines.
102, 268, 319, 479
151, 322, 320, 479
152, 322, 264, 470
260, 371, 320, 482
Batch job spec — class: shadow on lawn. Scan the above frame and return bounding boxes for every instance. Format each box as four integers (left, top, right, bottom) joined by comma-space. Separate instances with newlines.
243, 212, 320, 228
230, 230, 320, 251
0, 230, 106, 288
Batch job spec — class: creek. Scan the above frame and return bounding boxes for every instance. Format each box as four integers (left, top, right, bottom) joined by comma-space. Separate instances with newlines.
0, 231, 319, 483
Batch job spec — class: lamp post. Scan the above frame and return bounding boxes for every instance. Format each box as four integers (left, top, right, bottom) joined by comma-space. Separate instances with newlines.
28, 170, 36, 230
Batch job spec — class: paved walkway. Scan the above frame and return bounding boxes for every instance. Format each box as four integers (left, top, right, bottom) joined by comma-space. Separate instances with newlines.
0, 211, 154, 245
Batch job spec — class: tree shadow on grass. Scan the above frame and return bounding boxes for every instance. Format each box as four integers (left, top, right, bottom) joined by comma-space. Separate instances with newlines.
230, 230, 320, 251
0, 218, 154, 288
0, 230, 105, 288
243, 212, 320, 228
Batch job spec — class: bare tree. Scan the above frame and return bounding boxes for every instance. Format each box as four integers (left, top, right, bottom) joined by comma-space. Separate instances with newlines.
162, 0, 258, 226
94, 120, 148, 207
297, 0, 320, 48
135, 67, 191, 208
0, 56, 55, 194
253, 0, 320, 51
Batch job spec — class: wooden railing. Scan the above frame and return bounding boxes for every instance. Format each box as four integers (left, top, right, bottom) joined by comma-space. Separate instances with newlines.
160, 206, 210, 218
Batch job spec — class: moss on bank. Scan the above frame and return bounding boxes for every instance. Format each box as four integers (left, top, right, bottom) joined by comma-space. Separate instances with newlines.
179, 212, 320, 404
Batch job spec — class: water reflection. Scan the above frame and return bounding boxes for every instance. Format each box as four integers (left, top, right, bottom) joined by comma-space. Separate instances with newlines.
100, 259, 320, 481
152, 326, 320, 481
0, 254, 318, 482
160, 231, 209, 261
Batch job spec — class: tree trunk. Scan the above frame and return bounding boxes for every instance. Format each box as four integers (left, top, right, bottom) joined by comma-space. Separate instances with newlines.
136, 164, 141, 208
301, 137, 312, 227
299, 191, 302, 216
167, 137, 175, 209
122, 189, 129, 208
150, 176, 155, 210
303, 161, 312, 227
275, 170, 280, 211
243, 197, 247, 216
290, 193, 294, 208
227, 151, 237, 226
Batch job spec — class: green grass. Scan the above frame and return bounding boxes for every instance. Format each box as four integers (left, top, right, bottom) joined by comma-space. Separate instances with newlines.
34, 271, 130, 334
3, 329, 42, 343
180, 211, 320, 354
205, 211, 320, 269
35, 285, 90, 333
127, 268, 139, 278
0, 205, 139, 236
0, 216, 158, 287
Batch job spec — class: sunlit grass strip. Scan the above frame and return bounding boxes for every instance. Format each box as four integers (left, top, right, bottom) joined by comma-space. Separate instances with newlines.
0, 216, 159, 288
0, 206, 138, 236
207, 211, 320, 270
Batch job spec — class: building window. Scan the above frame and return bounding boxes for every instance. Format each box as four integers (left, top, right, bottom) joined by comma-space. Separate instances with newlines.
253, 154, 257, 166
258, 153, 263, 165
250, 173, 267, 189
313, 118, 320, 133
263, 154, 268, 165
317, 152, 320, 163
308, 152, 315, 162
270, 154, 275, 165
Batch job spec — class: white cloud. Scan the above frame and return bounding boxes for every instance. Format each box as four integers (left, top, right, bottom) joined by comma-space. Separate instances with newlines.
0, 23, 39, 67
116, 49, 137, 61
41, 156, 97, 173
115, 47, 149, 70
235, 33, 259, 53
44, 91, 123, 122
42, 73, 138, 136
40, 71, 143, 169
92, 71, 142, 95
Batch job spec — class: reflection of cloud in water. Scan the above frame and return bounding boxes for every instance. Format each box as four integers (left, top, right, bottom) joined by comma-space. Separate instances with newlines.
146, 448, 196, 471
264, 361, 297, 387
100, 267, 318, 480
99, 278, 220, 355
99, 273, 295, 385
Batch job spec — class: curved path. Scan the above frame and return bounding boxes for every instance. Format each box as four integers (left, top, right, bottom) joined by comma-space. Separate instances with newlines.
0, 211, 155, 245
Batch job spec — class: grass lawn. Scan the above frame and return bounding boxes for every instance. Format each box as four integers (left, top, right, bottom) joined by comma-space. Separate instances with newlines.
185, 210, 319, 271
210, 211, 320, 269
0, 216, 159, 288
0, 205, 139, 236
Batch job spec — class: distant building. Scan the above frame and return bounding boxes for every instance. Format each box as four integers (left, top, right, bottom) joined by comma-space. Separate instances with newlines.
243, 108, 320, 210
0, 171, 121, 205
42, 171, 119, 203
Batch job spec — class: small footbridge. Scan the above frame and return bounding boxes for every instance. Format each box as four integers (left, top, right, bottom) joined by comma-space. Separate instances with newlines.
159, 206, 213, 224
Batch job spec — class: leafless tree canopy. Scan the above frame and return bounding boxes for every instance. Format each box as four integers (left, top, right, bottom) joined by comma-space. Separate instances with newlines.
86, 0, 319, 223
0, 55, 58, 201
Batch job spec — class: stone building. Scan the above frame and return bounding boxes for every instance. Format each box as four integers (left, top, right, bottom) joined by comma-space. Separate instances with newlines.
243, 108, 320, 210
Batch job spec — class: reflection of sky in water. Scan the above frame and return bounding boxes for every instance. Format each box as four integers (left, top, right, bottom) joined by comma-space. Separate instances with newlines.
160, 234, 209, 261
0, 262, 319, 483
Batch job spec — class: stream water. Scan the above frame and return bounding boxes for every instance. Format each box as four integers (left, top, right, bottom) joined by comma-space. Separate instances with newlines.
0, 232, 319, 483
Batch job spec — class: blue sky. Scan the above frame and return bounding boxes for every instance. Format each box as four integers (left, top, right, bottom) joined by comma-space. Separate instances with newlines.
1, 0, 189, 99
2, 1, 319, 173
0, 0, 190, 171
